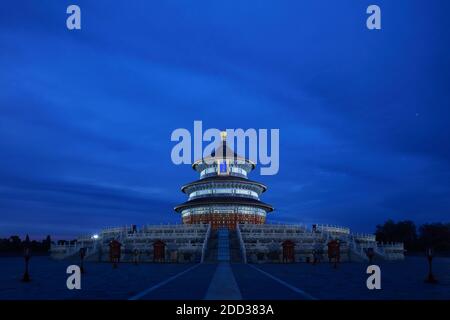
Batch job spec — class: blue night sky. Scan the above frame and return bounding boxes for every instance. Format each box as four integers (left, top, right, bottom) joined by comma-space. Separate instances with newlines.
1, 1, 449, 239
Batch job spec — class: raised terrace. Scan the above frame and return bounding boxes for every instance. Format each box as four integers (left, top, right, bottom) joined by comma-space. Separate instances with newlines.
51, 222, 404, 263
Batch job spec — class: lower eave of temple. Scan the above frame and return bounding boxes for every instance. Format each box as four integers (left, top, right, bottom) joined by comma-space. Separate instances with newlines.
174, 196, 274, 213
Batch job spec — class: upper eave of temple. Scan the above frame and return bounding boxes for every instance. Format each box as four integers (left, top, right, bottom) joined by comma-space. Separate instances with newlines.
192, 133, 256, 171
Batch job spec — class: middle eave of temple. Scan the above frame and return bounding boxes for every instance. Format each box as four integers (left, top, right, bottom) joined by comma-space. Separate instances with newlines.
180, 176, 268, 193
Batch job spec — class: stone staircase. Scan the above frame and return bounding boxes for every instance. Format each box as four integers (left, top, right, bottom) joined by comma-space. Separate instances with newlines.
204, 230, 218, 262
203, 228, 245, 263
229, 230, 244, 263
217, 228, 230, 262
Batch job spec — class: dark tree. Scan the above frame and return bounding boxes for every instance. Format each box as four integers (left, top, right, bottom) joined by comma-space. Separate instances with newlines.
419, 223, 450, 252
9, 236, 22, 252
376, 220, 450, 253
0, 234, 54, 255
43, 235, 52, 251
375, 220, 418, 250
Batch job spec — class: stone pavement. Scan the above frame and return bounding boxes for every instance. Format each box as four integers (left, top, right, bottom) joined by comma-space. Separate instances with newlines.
0, 256, 449, 300
204, 263, 241, 300
252, 256, 450, 300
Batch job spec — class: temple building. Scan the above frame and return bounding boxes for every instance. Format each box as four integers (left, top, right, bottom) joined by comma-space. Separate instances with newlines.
175, 132, 273, 229
50, 131, 405, 263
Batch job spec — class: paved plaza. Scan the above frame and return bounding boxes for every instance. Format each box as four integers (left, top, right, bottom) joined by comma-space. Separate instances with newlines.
0, 256, 449, 300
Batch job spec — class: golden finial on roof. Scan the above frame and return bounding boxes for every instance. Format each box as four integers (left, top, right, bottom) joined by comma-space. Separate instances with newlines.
220, 131, 227, 141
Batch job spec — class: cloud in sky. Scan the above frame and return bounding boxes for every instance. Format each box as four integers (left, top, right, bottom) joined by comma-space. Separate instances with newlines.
1, 0, 449, 238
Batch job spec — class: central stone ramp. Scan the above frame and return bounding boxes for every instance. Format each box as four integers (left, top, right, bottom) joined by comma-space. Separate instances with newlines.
217, 228, 230, 261
204, 262, 242, 300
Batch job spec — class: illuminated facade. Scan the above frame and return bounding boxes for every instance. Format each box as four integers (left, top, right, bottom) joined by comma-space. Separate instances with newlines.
175, 132, 273, 229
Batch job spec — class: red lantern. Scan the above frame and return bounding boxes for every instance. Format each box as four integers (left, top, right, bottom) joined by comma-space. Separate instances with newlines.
282, 240, 295, 263
365, 247, 374, 264
109, 240, 122, 268
327, 240, 340, 268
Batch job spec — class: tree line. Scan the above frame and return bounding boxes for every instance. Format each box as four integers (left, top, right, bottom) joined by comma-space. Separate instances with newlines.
0, 235, 52, 255
375, 220, 450, 253
0, 235, 82, 255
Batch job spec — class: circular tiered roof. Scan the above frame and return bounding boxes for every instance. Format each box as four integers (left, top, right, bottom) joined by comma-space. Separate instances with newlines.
175, 131, 273, 226
192, 133, 256, 172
